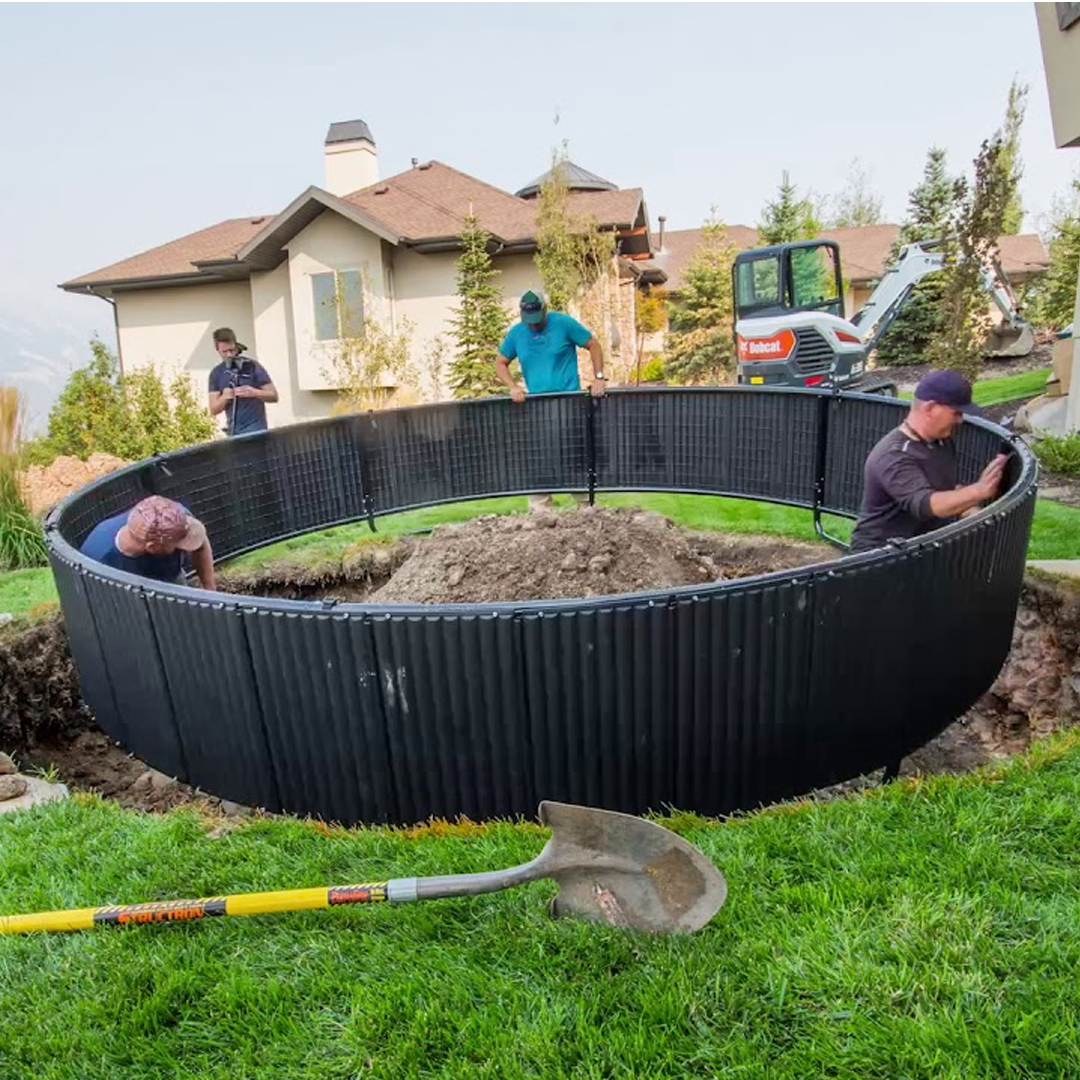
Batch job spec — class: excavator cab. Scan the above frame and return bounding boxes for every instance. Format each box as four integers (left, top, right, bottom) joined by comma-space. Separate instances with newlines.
733, 240, 844, 322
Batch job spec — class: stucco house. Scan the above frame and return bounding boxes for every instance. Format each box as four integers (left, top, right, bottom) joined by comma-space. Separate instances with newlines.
61, 121, 654, 427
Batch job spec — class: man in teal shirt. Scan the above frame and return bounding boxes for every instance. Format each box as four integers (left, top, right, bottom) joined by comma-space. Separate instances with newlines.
495, 289, 607, 402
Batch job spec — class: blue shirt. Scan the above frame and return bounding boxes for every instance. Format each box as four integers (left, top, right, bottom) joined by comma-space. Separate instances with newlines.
498, 312, 593, 394
208, 356, 272, 436
80, 511, 188, 582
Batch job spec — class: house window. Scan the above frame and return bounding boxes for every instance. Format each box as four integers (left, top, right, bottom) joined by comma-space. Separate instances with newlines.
312, 269, 363, 341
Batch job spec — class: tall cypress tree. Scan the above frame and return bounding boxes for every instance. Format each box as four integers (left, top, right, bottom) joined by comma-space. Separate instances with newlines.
447, 213, 511, 399
997, 79, 1028, 236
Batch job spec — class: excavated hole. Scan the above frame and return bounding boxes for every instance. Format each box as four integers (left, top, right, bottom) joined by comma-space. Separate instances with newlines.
3, 509, 1077, 817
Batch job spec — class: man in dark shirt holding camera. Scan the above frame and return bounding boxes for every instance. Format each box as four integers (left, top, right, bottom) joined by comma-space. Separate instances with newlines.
207, 327, 278, 437
849, 369, 1008, 554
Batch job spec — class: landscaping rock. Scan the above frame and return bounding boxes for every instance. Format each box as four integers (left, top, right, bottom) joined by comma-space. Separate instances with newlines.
0, 774, 28, 801
0, 775, 69, 815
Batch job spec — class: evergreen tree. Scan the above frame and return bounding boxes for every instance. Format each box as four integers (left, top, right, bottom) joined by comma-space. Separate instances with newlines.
1029, 178, 1080, 330
665, 215, 736, 383
447, 213, 511, 399
758, 172, 822, 245
827, 158, 883, 229
897, 148, 955, 248
876, 148, 955, 367
997, 79, 1028, 236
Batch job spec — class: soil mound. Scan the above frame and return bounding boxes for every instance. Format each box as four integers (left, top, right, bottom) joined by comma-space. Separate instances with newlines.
19, 453, 129, 516
369, 507, 828, 605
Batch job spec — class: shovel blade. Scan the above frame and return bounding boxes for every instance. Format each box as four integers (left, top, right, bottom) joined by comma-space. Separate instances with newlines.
537, 801, 727, 934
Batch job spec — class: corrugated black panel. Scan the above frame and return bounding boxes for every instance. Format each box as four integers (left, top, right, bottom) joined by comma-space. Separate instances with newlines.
669, 573, 817, 813
595, 390, 820, 504
48, 556, 118, 730
516, 603, 652, 813
364, 610, 530, 823
355, 395, 589, 515
239, 606, 394, 822
77, 575, 186, 777
821, 394, 906, 514
147, 594, 282, 811
43, 389, 1040, 825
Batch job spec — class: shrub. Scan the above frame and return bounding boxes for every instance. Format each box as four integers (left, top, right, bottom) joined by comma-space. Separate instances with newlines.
0, 387, 48, 571
36, 339, 214, 464
638, 357, 667, 383
1033, 432, 1080, 476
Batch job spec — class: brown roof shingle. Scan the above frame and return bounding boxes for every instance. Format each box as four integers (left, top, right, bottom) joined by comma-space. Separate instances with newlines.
63, 217, 271, 288
344, 161, 643, 243
62, 162, 647, 289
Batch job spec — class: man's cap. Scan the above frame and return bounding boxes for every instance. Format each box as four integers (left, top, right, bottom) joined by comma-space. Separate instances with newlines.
126, 496, 206, 551
520, 289, 547, 325
913, 369, 985, 416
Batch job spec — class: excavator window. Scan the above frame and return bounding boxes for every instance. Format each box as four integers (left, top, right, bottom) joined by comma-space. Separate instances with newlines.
735, 255, 782, 314
734, 241, 845, 321
790, 244, 842, 315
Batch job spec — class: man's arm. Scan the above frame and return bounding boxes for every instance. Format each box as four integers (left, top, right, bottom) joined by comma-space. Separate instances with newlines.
494, 333, 526, 403
928, 454, 1007, 518
494, 357, 526, 403
584, 336, 605, 398
879, 452, 1007, 522
189, 538, 217, 591
234, 381, 278, 403
234, 364, 279, 403
208, 388, 233, 416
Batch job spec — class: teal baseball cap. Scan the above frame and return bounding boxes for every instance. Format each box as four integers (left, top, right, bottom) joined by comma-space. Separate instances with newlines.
520, 289, 547, 325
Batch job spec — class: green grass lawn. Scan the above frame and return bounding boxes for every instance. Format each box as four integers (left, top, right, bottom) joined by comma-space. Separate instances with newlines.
3, 733, 1080, 1079
972, 367, 1052, 407
0, 565, 58, 621
897, 366, 1051, 405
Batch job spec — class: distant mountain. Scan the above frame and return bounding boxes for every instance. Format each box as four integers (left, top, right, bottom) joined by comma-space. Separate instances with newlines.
0, 295, 113, 435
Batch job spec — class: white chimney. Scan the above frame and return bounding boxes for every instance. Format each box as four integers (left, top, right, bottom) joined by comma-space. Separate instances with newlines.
324, 120, 378, 196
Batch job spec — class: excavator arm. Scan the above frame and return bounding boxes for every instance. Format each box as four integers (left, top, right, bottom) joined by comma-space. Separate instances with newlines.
850, 240, 1034, 357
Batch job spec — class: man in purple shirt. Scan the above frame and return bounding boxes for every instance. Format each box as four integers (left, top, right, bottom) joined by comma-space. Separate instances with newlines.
849, 370, 1008, 553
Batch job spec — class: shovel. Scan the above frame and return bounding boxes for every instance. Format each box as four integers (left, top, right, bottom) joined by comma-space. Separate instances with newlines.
0, 801, 727, 936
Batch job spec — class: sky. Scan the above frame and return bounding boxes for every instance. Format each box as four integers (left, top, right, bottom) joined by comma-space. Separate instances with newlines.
1, 1, 1078, 343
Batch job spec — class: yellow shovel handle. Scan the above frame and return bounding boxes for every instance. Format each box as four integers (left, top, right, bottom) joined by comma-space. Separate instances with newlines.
0, 881, 394, 935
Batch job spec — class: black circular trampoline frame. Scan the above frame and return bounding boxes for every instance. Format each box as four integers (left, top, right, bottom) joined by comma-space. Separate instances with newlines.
45, 388, 1037, 825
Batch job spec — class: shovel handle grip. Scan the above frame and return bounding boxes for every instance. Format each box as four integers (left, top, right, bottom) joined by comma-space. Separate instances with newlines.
0, 881, 402, 935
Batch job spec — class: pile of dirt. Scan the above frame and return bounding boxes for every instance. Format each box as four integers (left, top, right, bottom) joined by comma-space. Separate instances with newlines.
19, 453, 129, 516
969, 573, 1080, 752
369, 508, 829, 605
0, 613, 89, 749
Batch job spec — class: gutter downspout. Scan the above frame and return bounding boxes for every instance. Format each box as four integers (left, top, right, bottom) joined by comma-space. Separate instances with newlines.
97, 293, 123, 375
